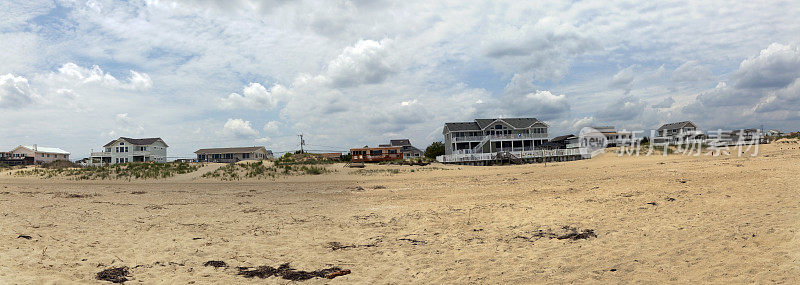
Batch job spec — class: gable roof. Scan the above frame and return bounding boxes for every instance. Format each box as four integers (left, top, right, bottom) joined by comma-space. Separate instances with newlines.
500, 118, 543, 128
194, 146, 267, 154
657, 121, 696, 131
104, 137, 167, 147
444, 122, 481, 132
445, 118, 545, 133
389, 139, 412, 146
17, 145, 70, 154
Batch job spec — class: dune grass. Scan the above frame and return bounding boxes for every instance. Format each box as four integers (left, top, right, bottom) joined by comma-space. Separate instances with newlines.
201, 160, 330, 180
15, 162, 202, 180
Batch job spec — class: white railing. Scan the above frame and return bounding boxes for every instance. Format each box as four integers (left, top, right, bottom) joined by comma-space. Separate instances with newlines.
452, 136, 485, 142
132, 151, 151, 156
452, 133, 549, 142
437, 149, 583, 163
91, 152, 111, 157
490, 133, 548, 140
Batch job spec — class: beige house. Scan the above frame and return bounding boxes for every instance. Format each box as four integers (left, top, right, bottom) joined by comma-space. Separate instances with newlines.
195, 146, 273, 163
9, 145, 70, 164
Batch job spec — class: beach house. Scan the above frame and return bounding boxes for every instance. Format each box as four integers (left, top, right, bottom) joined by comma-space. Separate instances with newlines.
443, 118, 549, 155
592, 126, 632, 146
350, 146, 403, 162
6, 145, 70, 164
90, 137, 168, 165
548, 134, 580, 149
195, 146, 273, 163
655, 121, 701, 143
378, 139, 423, 158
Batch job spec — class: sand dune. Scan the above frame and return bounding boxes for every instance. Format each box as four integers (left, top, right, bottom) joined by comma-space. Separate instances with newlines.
1, 143, 800, 283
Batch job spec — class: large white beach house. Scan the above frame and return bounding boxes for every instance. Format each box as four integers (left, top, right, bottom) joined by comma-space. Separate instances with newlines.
443, 118, 550, 155
439, 117, 586, 165
89, 137, 168, 165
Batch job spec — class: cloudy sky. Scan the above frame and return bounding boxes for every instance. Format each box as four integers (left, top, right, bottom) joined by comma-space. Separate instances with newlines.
2, 0, 799, 158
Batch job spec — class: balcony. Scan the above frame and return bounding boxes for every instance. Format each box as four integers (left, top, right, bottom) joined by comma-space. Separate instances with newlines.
132, 151, 151, 156
452, 133, 548, 142
91, 152, 111, 157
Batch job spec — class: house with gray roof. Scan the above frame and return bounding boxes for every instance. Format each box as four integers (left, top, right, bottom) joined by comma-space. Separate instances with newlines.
89, 137, 168, 165
378, 139, 423, 158
655, 121, 701, 143
195, 146, 273, 163
442, 118, 549, 155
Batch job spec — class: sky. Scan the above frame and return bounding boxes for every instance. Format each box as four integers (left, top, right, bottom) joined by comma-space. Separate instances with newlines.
1, 0, 799, 159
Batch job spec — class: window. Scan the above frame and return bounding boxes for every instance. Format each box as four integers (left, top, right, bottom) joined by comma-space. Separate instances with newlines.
370, 150, 382, 155
243, 153, 250, 159
120, 142, 124, 145
495, 124, 503, 129
42, 154, 45, 157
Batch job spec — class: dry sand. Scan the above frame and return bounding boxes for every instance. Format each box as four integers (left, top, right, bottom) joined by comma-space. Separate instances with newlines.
2, 142, 800, 283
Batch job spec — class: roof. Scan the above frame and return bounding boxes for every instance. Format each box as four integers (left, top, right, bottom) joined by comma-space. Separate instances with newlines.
19, 145, 70, 154
657, 121, 696, 131
498, 118, 543, 128
194, 146, 267, 154
104, 137, 167, 147
444, 122, 481, 132
445, 118, 544, 133
350, 146, 402, 151
550, 134, 576, 142
389, 139, 412, 146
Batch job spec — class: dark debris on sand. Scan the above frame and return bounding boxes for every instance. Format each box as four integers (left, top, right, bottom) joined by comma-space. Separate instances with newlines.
515, 226, 598, 242
237, 263, 351, 281
203, 260, 227, 268
96, 267, 130, 283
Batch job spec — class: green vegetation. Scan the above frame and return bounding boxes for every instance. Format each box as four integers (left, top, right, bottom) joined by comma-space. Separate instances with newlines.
424, 141, 445, 159
274, 153, 337, 166
201, 161, 330, 180
378, 157, 432, 166
15, 162, 201, 180
41, 160, 80, 169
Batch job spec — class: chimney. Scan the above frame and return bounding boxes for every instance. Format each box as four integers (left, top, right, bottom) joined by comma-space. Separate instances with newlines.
33, 144, 37, 151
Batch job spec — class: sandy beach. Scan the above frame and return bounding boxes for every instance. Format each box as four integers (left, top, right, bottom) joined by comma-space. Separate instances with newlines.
2, 142, 800, 283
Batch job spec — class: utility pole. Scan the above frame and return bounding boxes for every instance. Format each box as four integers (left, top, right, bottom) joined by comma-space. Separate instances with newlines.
298, 134, 305, 153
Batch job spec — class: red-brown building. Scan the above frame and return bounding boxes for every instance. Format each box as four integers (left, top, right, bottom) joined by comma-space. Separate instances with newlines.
350, 146, 403, 162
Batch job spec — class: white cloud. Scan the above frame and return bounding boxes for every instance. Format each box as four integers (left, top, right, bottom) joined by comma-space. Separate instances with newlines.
671, 61, 712, 82
324, 38, 396, 87
683, 43, 800, 129
596, 96, 646, 122
651, 97, 675, 109
103, 113, 145, 137
611, 65, 636, 88
500, 73, 571, 120
4, 1, 800, 156
220, 82, 286, 110
0, 73, 38, 108
263, 120, 281, 132
222, 118, 258, 138
734, 43, 800, 89
47, 63, 153, 91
